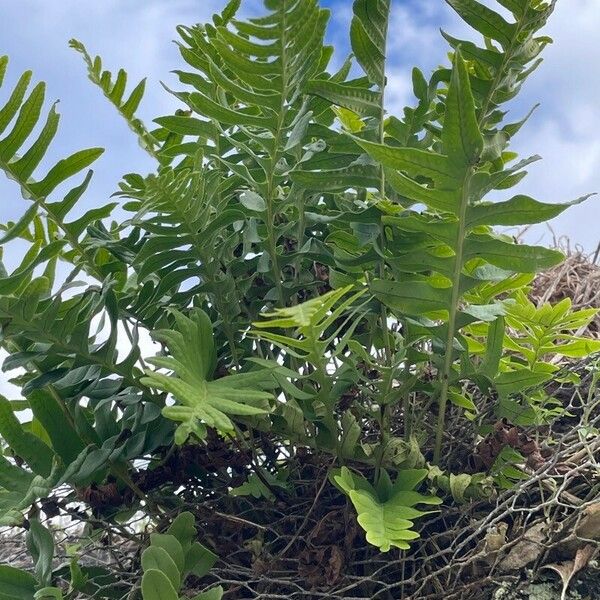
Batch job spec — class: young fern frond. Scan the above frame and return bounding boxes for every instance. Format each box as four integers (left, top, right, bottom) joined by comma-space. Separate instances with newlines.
251, 285, 367, 361
333, 466, 441, 552
252, 285, 368, 445
141, 309, 280, 444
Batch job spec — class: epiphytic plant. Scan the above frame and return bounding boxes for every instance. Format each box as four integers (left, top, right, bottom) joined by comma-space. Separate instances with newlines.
0, 1, 595, 597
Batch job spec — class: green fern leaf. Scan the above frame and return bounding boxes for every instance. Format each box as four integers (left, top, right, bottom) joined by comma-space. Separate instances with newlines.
70, 39, 157, 156
351, 0, 390, 86
141, 310, 276, 442
442, 48, 483, 168
334, 467, 441, 552
306, 80, 381, 117
445, 0, 516, 48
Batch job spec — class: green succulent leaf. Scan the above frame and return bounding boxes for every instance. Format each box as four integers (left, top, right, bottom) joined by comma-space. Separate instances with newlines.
0, 395, 53, 477
141, 547, 180, 592
141, 569, 178, 600
0, 565, 36, 600
191, 587, 224, 600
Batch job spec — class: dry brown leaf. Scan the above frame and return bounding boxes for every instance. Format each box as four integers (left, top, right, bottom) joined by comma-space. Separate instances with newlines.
575, 503, 600, 541
298, 545, 345, 587
559, 502, 600, 558
498, 522, 547, 573
483, 522, 508, 565
542, 544, 597, 600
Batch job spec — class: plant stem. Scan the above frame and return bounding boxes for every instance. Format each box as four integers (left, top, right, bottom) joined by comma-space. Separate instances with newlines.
263, 0, 291, 309
433, 169, 473, 464
265, 184, 285, 307
433, 9, 534, 463
375, 13, 393, 468
402, 321, 413, 441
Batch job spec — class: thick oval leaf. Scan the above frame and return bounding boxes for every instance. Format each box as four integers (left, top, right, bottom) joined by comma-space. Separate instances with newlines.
140, 569, 178, 600
141, 547, 180, 591
26, 519, 54, 588
0, 395, 53, 477
239, 190, 266, 212
184, 542, 218, 578
0, 565, 36, 600
191, 587, 224, 600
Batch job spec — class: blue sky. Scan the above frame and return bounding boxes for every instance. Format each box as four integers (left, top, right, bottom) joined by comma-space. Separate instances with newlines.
0, 0, 599, 260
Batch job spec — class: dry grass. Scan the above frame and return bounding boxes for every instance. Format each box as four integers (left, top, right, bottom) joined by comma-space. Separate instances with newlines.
530, 238, 600, 336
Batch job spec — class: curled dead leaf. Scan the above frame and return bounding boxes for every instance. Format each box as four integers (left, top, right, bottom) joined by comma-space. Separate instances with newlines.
575, 503, 600, 541
558, 502, 600, 558
298, 545, 344, 588
542, 544, 597, 600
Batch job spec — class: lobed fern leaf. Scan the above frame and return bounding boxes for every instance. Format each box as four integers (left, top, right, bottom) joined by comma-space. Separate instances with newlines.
334, 467, 441, 552
141, 309, 279, 443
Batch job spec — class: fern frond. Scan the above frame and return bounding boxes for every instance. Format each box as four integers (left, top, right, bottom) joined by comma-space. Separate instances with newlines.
70, 39, 159, 157
334, 467, 441, 552
0, 57, 103, 199
141, 309, 279, 443
331, 0, 587, 462
252, 285, 367, 360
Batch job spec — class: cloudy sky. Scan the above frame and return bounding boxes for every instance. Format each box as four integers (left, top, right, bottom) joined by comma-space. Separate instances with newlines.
0, 0, 598, 260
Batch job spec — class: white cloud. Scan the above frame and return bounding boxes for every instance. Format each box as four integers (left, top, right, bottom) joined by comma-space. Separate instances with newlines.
505, 0, 600, 251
